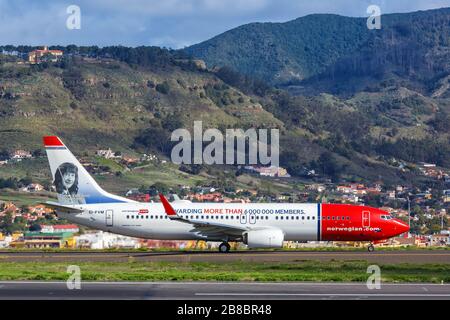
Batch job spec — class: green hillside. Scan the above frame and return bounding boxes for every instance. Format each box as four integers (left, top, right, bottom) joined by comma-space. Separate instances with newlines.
0, 38, 449, 191
0, 55, 281, 154
185, 14, 369, 85
185, 8, 450, 96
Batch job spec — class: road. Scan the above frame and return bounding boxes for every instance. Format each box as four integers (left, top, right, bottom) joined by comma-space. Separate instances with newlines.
0, 281, 448, 300
0, 250, 449, 264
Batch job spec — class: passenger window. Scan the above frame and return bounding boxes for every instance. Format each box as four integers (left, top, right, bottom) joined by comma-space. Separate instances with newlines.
312, 216, 315, 220
332, 216, 335, 220
307, 216, 310, 220
126, 215, 129, 219
302, 216, 305, 220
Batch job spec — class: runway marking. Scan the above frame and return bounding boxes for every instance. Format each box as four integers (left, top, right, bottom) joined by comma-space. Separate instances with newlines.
0, 281, 448, 286
196, 293, 450, 297
234, 253, 450, 257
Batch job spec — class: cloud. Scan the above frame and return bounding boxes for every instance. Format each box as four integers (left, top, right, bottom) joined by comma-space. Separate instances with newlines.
0, 0, 449, 48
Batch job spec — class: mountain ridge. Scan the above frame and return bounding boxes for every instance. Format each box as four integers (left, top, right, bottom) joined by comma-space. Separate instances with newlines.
184, 7, 450, 95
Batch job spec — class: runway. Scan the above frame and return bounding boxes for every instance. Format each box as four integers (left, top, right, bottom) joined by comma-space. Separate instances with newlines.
0, 281, 448, 300
0, 250, 449, 264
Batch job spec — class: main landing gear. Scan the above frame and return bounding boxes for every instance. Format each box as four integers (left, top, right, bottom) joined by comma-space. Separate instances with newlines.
368, 243, 375, 252
219, 242, 231, 253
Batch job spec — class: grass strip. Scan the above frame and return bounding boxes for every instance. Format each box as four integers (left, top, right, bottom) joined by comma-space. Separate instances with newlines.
0, 260, 448, 283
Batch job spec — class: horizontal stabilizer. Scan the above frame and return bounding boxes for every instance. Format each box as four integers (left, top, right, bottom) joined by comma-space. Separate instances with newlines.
40, 202, 84, 214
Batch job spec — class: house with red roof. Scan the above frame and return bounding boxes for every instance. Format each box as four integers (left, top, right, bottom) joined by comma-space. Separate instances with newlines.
28, 46, 63, 64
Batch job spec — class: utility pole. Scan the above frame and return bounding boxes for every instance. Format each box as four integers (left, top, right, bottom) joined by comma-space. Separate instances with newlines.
407, 195, 411, 238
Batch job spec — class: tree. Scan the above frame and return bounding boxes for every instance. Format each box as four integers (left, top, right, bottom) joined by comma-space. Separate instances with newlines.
19, 176, 32, 187
149, 182, 169, 195
0, 177, 18, 190
0, 213, 25, 234
0, 150, 9, 161
162, 113, 183, 132
155, 81, 170, 94
134, 126, 172, 155
29, 224, 42, 232
32, 149, 44, 158
317, 152, 341, 182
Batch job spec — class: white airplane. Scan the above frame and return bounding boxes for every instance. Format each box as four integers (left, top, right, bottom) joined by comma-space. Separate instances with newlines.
42, 136, 409, 253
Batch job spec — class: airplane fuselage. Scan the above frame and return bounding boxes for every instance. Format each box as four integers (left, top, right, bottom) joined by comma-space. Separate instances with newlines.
57, 202, 408, 243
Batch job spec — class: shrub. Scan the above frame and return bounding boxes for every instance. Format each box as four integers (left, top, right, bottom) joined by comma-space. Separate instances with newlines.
156, 81, 170, 94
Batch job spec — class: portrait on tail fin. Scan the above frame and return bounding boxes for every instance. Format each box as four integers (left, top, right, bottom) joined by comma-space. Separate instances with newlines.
54, 162, 79, 196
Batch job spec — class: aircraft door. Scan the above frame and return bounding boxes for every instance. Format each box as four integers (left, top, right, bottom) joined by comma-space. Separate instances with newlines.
362, 210, 370, 228
106, 209, 114, 227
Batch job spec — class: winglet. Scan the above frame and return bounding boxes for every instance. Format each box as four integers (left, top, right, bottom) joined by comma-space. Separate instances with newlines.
159, 194, 179, 218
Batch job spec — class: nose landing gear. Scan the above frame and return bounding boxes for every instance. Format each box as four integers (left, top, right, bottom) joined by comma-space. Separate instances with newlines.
368, 243, 375, 252
219, 242, 231, 253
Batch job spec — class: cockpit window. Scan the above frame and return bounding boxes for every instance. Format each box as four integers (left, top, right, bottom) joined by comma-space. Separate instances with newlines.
381, 215, 393, 220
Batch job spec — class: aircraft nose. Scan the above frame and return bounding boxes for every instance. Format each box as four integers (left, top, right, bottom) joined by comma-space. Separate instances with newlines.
394, 219, 410, 235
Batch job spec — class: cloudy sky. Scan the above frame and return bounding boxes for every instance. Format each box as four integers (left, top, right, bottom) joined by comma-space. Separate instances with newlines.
0, 0, 449, 48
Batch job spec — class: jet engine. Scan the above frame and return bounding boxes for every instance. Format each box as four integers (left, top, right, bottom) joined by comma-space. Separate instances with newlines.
243, 229, 284, 248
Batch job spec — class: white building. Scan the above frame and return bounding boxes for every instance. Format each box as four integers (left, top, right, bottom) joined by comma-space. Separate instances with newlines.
11, 150, 32, 160
40, 224, 79, 233
22, 183, 44, 192
0, 236, 13, 248
75, 231, 140, 249
96, 148, 115, 159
